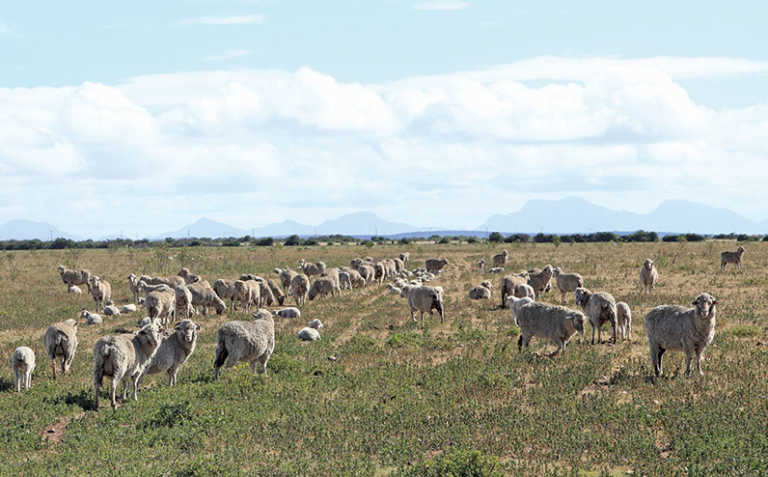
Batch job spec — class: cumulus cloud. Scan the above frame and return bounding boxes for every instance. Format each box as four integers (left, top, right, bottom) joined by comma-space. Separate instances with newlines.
2, 56, 768, 236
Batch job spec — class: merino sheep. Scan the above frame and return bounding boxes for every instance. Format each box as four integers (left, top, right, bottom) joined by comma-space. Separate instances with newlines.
67, 285, 82, 295
290, 274, 310, 307
399, 252, 410, 266
616, 301, 632, 341
266, 279, 286, 306
407, 286, 445, 327
144, 319, 200, 386
80, 309, 103, 325
513, 299, 585, 356
87, 276, 112, 309
93, 323, 162, 409
299, 259, 326, 277
298, 319, 323, 341
128, 274, 141, 304
500, 273, 529, 308
492, 250, 509, 267
640, 259, 658, 293
527, 265, 554, 299
356, 264, 375, 283
213, 310, 275, 379
574, 287, 617, 345
274, 307, 301, 319
144, 287, 176, 326
425, 257, 449, 274
308, 277, 341, 301
338, 270, 352, 290
178, 267, 201, 284
43, 319, 78, 379
513, 283, 536, 300
103, 305, 121, 318
188, 280, 227, 315
552, 267, 583, 304
213, 279, 239, 310
720, 246, 745, 271
275, 268, 298, 292
120, 304, 137, 313
234, 280, 261, 312
58, 265, 90, 286
173, 285, 195, 320
468, 280, 493, 300
12, 346, 35, 392
645, 293, 718, 377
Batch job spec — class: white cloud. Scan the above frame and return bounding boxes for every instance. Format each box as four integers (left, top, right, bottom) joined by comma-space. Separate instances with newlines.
413, 2, 469, 11
203, 50, 253, 62
178, 14, 263, 25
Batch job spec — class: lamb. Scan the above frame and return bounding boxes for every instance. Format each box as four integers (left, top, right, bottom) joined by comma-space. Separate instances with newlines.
574, 287, 617, 345
290, 274, 310, 307
492, 250, 509, 267
308, 277, 341, 301
399, 252, 410, 266
234, 280, 261, 312
93, 323, 162, 409
500, 273, 529, 308
143, 319, 200, 386
58, 265, 91, 286
425, 257, 449, 274
120, 304, 137, 313
103, 305, 121, 318
720, 246, 744, 271
213, 310, 275, 379
188, 280, 227, 315
275, 268, 298, 292
645, 293, 717, 377
213, 279, 239, 310
12, 346, 35, 392
407, 285, 445, 327
527, 265, 554, 299
468, 280, 493, 300
639, 259, 658, 293
67, 285, 82, 295
80, 309, 103, 325
298, 319, 324, 341
43, 318, 79, 379
274, 307, 301, 319
552, 267, 584, 304
512, 298, 585, 356
178, 267, 201, 284
616, 301, 632, 341
87, 276, 112, 309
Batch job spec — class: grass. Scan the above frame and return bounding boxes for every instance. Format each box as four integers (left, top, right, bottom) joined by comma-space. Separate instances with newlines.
0, 242, 767, 475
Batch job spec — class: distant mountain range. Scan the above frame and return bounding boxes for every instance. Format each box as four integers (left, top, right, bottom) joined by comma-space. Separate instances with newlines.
2, 200, 767, 241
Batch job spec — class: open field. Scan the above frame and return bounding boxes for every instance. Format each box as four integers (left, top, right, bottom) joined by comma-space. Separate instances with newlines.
0, 241, 766, 475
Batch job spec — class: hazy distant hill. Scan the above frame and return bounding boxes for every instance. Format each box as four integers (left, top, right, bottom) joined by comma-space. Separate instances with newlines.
0, 220, 78, 241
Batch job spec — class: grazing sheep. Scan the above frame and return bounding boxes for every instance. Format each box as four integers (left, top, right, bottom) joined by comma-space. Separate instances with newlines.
103, 305, 121, 318
616, 302, 632, 341
234, 280, 261, 312
639, 259, 658, 294
12, 346, 35, 392
266, 279, 286, 306
720, 246, 745, 271
477, 259, 485, 272
299, 259, 326, 277
188, 280, 227, 315
275, 268, 298, 292
298, 319, 324, 341
513, 299, 585, 356
274, 307, 301, 319
500, 273, 529, 308
137, 280, 173, 294
290, 274, 310, 307
393, 257, 406, 273
87, 276, 112, 309
406, 286, 445, 327
213, 279, 239, 310
389, 286, 402, 295
645, 293, 718, 377
178, 267, 201, 284
92, 323, 162, 409
239, 273, 264, 282
308, 277, 341, 301
527, 265, 554, 299
213, 310, 275, 379
399, 252, 410, 266
492, 250, 509, 267
144, 319, 200, 386
345, 268, 366, 289
67, 285, 82, 295
506, 295, 535, 325
257, 280, 277, 306
339, 270, 352, 290
80, 309, 103, 325
574, 287, 617, 345
469, 280, 493, 300
552, 267, 583, 304
139, 275, 186, 288
355, 264, 375, 283
43, 318, 79, 379
58, 265, 91, 286
425, 257, 449, 274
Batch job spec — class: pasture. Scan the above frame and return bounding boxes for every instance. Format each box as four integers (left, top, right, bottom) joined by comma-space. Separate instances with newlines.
0, 241, 766, 475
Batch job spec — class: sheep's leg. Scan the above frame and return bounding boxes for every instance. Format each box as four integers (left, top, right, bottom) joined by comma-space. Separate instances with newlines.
51, 358, 57, 380
517, 335, 524, 353
93, 368, 103, 409
550, 338, 564, 357
421, 311, 425, 328
611, 320, 617, 344
561, 291, 566, 305
110, 378, 119, 409
410, 308, 417, 323
684, 350, 693, 377
14, 369, 21, 392
696, 350, 705, 376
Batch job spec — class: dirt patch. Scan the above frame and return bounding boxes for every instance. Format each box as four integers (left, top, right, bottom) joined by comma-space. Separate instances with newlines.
42, 411, 85, 445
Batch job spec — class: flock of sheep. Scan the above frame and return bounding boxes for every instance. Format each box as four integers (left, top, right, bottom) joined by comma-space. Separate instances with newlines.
9, 245, 745, 405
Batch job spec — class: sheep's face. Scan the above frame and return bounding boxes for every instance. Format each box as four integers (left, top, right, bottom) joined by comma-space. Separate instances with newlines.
643, 259, 654, 270
552, 267, 562, 277
574, 288, 590, 307
569, 313, 585, 334
693, 293, 717, 318
737, 246, 745, 254
175, 320, 200, 344
136, 324, 161, 350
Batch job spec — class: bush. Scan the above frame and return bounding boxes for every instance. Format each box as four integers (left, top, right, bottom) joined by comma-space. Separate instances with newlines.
504, 233, 529, 243
438, 237, 450, 244
488, 232, 503, 243
284, 235, 302, 246
254, 237, 274, 246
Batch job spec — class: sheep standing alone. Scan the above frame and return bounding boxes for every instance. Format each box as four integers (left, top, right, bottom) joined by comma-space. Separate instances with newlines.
406, 286, 445, 327
640, 259, 658, 293
574, 287, 617, 345
527, 265, 554, 299
12, 347, 35, 392
552, 267, 583, 304
720, 246, 745, 271
492, 250, 509, 267
213, 310, 275, 379
645, 293, 718, 377
87, 276, 112, 309
43, 319, 79, 379
425, 258, 449, 274
290, 274, 310, 307
512, 298, 585, 356
93, 323, 162, 409
144, 319, 200, 386
616, 302, 632, 341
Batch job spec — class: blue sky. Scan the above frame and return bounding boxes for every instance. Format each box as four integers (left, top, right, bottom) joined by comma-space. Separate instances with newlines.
1, 1, 768, 237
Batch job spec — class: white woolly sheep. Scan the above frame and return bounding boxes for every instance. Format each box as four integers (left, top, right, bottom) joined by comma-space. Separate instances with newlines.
234, 280, 261, 313
58, 265, 90, 286
213, 310, 275, 379
103, 305, 121, 318
87, 276, 112, 309
574, 287, 617, 345
512, 298, 585, 356
552, 267, 583, 304
43, 318, 78, 379
120, 304, 137, 313
469, 280, 493, 300
407, 285, 445, 327
213, 279, 238, 310
616, 301, 632, 341
299, 259, 326, 277
500, 273, 529, 308
67, 285, 82, 295
144, 319, 200, 386
138, 317, 153, 328
188, 280, 227, 315
308, 277, 341, 301
274, 307, 301, 319
275, 268, 298, 292
339, 270, 352, 290
513, 283, 536, 300
174, 285, 195, 320
290, 274, 310, 307
266, 279, 286, 306
298, 319, 324, 341
12, 346, 35, 392
720, 246, 745, 271
144, 287, 176, 326
645, 293, 717, 377
178, 267, 201, 284
80, 309, 103, 325
399, 252, 410, 266
640, 259, 658, 294
527, 265, 554, 299
128, 273, 141, 304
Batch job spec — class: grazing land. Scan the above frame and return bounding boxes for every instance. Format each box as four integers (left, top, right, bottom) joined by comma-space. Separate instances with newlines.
0, 241, 766, 475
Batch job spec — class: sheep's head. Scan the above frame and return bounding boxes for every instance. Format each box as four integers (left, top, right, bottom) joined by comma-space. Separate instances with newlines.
215, 297, 227, 315
308, 319, 324, 330
135, 323, 161, 351
480, 280, 493, 290
737, 246, 745, 254
57, 265, 65, 273
643, 259, 654, 270
175, 319, 200, 344
568, 312, 585, 335
552, 267, 562, 277
693, 293, 717, 319
574, 287, 591, 307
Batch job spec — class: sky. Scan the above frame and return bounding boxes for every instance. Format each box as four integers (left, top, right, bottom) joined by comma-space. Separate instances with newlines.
2, 1, 768, 238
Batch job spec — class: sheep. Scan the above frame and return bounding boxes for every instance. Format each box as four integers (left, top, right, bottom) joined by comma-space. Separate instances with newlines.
103, 305, 121, 318
393, 257, 405, 273
58, 265, 90, 286
266, 279, 286, 306
92, 323, 162, 409
43, 318, 78, 379
513, 283, 536, 300
12, 346, 35, 392
574, 287, 617, 345
299, 259, 326, 277
512, 299, 585, 356
144, 287, 176, 326
290, 274, 310, 307
274, 307, 301, 319
128, 274, 141, 304
67, 284, 82, 295
373, 262, 386, 285
120, 304, 137, 313
407, 285, 445, 327
645, 293, 718, 377
308, 276, 341, 301
234, 280, 261, 312
257, 280, 277, 306
425, 257, 449, 274
213, 310, 275, 379
80, 309, 103, 325
87, 276, 112, 309
639, 259, 658, 293
720, 246, 745, 271
139, 275, 185, 288
339, 270, 352, 290
399, 252, 410, 266
355, 264, 375, 283
188, 280, 227, 315
137, 280, 173, 294
213, 279, 239, 310
138, 317, 153, 328
506, 295, 535, 325
616, 301, 632, 341
240, 273, 264, 282
389, 286, 402, 295
492, 250, 509, 267
322, 267, 341, 289
527, 265, 554, 299
468, 280, 493, 300
477, 259, 485, 272
144, 319, 200, 386
178, 267, 201, 284
487, 267, 504, 274
275, 268, 298, 292
552, 267, 584, 304
345, 268, 366, 289
500, 273, 529, 308
174, 285, 195, 320
298, 319, 324, 341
